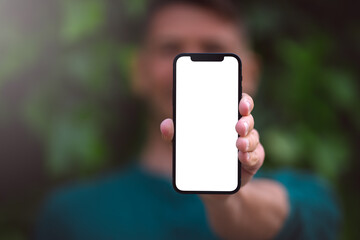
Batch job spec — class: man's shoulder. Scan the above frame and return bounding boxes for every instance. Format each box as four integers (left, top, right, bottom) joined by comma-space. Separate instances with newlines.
255, 168, 331, 188
36, 164, 158, 238
58, 165, 138, 196
39, 165, 144, 219
36, 164, 154, 236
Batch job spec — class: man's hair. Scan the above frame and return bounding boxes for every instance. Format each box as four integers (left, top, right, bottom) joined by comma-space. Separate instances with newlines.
146, 0, 239, 23
139, 0, 248, 44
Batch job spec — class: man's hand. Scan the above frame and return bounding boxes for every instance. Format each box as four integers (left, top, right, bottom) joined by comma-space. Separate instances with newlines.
160, 93, 288, 239
160, 93, 264, 187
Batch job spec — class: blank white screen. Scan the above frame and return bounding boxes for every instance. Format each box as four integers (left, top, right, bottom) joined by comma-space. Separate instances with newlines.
175, 55, 239, 192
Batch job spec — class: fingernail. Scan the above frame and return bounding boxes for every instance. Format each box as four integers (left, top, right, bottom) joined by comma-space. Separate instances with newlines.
245, 139, 249, 151
245, 152, 250, 161
243, 121, 249, 135
245, 100, 251, 111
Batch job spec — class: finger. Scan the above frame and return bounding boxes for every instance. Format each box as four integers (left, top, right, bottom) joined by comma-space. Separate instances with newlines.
239, 93, 254, 116
236, 129, 260, 152
160, 118, 174, 142
238, 143, 265, 175
235, 114, 254, 137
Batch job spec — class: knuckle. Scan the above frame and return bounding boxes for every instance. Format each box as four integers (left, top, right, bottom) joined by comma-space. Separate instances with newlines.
249, 114, 254, 127
253, 128, 259, 138
242, 162, 258, 175
259, 143, 265, 159
238, 151, 249, 162
249, 151, 258, 166
247, 130, 257, 147
251, 129, 259, 142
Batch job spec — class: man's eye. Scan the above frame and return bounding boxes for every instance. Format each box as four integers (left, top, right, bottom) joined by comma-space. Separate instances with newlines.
159, 44, 181, 56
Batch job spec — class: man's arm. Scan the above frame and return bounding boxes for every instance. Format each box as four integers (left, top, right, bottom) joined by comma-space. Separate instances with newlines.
160, 93, 289, 239
200, 179, 288, 239
200, 93, 289, 239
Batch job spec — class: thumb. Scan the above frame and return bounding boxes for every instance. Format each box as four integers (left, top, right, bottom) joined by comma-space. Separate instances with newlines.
160, 118, 174, 142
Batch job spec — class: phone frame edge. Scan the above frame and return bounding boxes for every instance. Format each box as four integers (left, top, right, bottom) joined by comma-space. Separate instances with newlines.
172, 53, 242, 194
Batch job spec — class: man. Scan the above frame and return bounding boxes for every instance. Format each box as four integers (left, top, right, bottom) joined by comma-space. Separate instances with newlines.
36, 0, 340, 239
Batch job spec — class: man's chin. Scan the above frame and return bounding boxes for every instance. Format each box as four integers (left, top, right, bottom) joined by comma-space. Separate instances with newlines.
149, 98, 173, 122
149, 107, 172, 124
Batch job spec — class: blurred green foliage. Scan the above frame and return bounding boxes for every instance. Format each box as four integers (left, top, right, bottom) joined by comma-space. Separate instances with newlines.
0, 0, 359, 239
61, 0, 105, 43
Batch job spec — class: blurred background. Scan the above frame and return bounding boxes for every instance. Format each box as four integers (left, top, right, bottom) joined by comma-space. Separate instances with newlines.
0, 0, 359, 239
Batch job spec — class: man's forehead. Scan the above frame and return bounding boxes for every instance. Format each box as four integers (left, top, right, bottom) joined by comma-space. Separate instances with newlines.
146, 3, 241, 43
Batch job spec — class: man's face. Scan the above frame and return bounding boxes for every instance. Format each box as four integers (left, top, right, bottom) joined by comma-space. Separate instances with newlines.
134, 3, 257, 122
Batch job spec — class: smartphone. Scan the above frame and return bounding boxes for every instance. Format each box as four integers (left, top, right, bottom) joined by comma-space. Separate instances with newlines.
173, 53, 242, 194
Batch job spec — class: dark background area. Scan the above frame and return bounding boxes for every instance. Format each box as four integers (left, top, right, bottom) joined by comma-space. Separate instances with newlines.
0, 0, 359, 239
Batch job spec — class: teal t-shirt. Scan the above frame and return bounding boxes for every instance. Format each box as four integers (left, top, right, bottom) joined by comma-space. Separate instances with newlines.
36, 163, 341, 239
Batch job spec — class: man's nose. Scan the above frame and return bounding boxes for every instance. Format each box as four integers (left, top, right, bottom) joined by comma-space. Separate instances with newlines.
183, 44, 205, 53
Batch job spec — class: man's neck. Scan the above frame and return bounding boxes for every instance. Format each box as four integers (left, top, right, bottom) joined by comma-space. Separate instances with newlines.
140, 119, 173, 178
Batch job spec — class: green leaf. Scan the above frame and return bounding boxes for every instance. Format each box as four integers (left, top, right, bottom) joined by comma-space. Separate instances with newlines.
61, 0, 105, 43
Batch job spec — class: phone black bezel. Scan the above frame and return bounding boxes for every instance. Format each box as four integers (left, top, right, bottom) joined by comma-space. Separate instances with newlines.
172, 53, 242, 194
